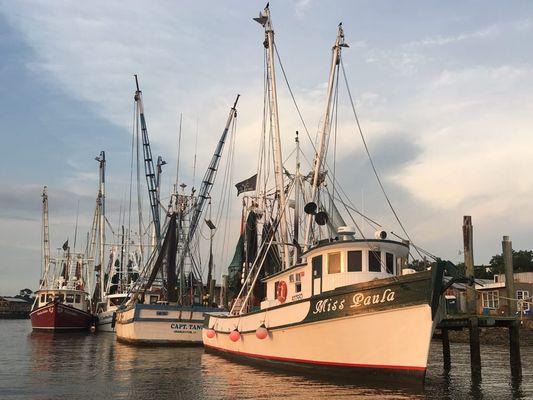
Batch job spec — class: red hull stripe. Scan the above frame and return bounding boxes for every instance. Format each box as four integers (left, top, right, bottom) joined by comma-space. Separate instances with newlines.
204, 344, 426, 372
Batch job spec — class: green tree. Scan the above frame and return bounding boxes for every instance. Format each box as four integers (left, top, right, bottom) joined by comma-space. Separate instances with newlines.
489, 250, 533, 274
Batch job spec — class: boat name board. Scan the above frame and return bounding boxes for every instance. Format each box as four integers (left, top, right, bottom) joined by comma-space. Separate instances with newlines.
170, 322, 203, 333
304, 277, 430, 323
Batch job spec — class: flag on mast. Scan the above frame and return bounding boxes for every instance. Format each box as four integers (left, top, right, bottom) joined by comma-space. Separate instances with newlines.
235, 174, 257, 196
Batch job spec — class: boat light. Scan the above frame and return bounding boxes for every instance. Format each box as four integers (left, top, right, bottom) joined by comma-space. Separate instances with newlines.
205, 328, 216, 339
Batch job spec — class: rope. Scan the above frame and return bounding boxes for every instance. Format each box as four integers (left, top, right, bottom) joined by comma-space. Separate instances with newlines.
339, 58, 425, 261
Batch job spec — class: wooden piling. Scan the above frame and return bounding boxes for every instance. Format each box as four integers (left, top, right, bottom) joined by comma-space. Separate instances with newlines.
441, 328, 451, 370
463, 216, 481, 378
463, 216, 476, 313
221, 274, 229, 309
503, 235, 522, 377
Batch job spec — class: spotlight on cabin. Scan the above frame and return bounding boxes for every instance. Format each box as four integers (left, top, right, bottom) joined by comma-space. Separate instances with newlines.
375, 230, 387, 240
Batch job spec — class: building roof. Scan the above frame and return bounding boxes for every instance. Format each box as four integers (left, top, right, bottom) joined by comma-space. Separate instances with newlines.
0, 296, 31, 303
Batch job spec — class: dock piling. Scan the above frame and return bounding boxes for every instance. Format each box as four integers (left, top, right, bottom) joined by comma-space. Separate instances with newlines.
503, 236, 522, 377
441, 328, 451, 370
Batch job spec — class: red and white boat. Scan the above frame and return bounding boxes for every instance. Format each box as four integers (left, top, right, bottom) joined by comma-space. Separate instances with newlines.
31, 187, 95, 331
31, 288, 93, 331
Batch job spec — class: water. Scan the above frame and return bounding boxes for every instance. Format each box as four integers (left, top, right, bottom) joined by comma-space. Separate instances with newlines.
0, 320, 530, 399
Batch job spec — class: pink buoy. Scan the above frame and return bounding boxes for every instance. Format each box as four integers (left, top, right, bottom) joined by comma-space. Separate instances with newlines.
205, 329, 216, 339
229, 329, 241, 342
255, 325, 268, 340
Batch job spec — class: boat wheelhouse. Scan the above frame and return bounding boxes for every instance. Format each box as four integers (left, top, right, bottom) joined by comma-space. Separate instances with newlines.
262, 237, 409, 307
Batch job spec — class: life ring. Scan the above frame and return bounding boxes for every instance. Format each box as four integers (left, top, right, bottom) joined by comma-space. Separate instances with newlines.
276, 281, 287, 303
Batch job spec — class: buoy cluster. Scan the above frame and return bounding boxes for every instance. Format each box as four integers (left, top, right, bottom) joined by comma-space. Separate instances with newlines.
204, 324, 270, 341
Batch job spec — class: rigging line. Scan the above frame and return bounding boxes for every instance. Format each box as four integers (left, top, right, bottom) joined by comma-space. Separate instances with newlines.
390, 231, 438, 261
339, 57, 424, 261
328, 190, 382, 229
274, 42, 386, 232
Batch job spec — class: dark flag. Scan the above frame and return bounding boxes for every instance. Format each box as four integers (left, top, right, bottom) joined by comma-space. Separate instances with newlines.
62, 240, 69, 251
235, 174, 257, 196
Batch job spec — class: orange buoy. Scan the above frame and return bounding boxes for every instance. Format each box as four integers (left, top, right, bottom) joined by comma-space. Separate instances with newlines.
276, 280, 287, 303
229, 329, 241, 342
205, 328, 216, 339
255, 324, 268, 339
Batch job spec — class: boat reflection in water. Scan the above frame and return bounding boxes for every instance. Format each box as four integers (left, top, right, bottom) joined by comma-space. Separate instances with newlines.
0, 319, 521, 399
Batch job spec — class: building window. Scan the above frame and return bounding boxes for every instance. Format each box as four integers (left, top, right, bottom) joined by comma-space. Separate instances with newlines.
75, 294, 81, 304
386, 253, 394, 274
347, 251, 362, 272
369, 251, 381, 272
482, 290, 499, 309
517, 290, 530, 312
328, 252, 341, 274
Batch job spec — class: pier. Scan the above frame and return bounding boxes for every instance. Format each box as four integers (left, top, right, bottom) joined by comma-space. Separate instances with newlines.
437, 216, 523, 380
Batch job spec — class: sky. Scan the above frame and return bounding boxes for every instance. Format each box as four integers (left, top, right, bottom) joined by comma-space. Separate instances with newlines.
0, 0, 532, 294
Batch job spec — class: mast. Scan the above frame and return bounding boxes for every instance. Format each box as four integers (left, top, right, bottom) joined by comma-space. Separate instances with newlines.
41, 186, 50, 289
134, 75, 161, 245
293, 132, 301, 265
254, 4, 290, 269
303, 24, 347, 250
96, 151, 106, 301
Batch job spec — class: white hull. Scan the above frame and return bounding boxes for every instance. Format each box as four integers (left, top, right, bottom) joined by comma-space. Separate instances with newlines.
97, 310, 115, 332
203, 270, 441, 383
115, 304, 218, 345
204, 304, 432, 379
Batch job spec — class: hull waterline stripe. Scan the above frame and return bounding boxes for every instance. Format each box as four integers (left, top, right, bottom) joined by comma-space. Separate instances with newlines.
204, 344, 426, 372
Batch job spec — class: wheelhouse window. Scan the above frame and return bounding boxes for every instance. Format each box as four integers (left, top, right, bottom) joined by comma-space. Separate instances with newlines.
386, 253, 394, 274
66, 294, 74, 303
46, 294, 53, 302
347, 251, 362, 272
58, 294, 65, 302
328, 252, 341, 274
369, 251, 381, 272
75, 294, 81, 304
312, 256, 322, 278
295, 272, 302, 293
149, 295, 158, 304
482, 290, 499, 309
517, 290, 530, 312
40, 294, 45, 303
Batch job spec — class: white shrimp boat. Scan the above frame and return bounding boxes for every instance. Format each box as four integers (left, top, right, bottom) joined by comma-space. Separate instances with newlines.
115, 78, 238, 345
202, 5, 460, 385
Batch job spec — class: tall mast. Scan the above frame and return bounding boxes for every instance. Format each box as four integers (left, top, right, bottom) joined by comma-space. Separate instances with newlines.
303, 24, 347, 250
96, 151, 106, 301
41, 186, 50, 289
254, 4, 289, 268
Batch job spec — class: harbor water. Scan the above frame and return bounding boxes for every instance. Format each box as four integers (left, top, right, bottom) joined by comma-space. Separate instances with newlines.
0, 320, 530, 399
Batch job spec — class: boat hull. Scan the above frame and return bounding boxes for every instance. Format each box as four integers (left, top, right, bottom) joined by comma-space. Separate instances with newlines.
30, 302, 93, 331
96, 310, 115, 332
115, 303, 220, 345
203, 271, 438, 384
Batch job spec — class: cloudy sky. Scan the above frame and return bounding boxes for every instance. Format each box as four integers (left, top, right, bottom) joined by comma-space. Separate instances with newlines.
1, 0, 532, 294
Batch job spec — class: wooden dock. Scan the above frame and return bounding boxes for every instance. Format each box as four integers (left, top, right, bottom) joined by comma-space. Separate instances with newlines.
434, 217, 523, 380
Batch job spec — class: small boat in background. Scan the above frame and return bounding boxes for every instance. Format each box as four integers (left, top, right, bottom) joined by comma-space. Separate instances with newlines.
31, 187, 94, 331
